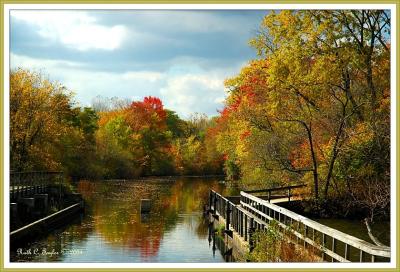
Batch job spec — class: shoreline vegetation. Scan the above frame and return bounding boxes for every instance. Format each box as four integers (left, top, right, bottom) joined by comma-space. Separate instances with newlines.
248, 221, 321, 262
10, 9, 391, 261
101, 174, 226, 182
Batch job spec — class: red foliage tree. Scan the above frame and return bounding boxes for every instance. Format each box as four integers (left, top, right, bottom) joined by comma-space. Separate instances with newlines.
127, 96, 167, 131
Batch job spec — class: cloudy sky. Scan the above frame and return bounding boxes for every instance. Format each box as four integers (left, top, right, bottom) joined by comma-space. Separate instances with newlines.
10, 9, 267, 118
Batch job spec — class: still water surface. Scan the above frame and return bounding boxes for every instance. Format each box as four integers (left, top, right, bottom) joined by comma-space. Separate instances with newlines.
315, 218, 390, 246
11, 177, 389, 262
11, 177, 231, 262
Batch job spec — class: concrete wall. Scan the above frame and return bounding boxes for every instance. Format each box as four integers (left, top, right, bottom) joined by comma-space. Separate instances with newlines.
10, 185, 84, 247
208, 213, 249, 262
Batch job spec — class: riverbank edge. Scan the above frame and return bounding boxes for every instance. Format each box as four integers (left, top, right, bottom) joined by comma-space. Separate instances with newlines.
10, 197, 84, 248
207, 212, 249, 262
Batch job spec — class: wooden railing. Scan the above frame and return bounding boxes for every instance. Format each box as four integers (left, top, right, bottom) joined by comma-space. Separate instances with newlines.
208, 189, 391, 262
10, 171, 64, 199
209, 190, 260, 244
244, 184, 306, 202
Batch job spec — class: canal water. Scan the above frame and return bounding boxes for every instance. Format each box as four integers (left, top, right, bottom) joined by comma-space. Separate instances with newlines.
10, 177, 390, 263
10, 177, 233, 263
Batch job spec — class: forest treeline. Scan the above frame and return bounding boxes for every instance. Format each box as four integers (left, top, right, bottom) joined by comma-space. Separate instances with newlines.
10, 74, 223, 178
10, 10, 390, 221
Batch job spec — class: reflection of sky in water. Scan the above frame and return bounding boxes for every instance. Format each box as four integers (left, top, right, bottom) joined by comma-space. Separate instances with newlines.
11, 178, 228, 263
157, 215, 222, 263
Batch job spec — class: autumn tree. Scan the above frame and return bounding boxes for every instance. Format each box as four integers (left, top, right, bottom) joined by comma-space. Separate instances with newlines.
216, 9, 390, 210
124, 96, 174, 175
57, 107, 101, 179
96, 112, 139, 178
10, 69, 74, 171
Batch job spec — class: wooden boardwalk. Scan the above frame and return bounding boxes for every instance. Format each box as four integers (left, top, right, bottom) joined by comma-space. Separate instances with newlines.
9, 171, 84, 243
9, 171, 63, 200
209, 185, 391, 263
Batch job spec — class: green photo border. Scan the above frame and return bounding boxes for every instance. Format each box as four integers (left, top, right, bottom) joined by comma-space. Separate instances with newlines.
0, 1, 399, 271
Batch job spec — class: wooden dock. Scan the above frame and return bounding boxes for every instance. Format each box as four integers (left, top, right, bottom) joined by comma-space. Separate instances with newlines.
208, 185, 391, 262
9, 171, 84, 243
10, 171, 64, 200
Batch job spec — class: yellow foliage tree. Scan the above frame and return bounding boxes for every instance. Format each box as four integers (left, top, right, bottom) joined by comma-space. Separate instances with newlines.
10, 69, 74, 171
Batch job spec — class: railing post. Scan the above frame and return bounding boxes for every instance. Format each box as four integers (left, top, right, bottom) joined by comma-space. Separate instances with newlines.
233, 207, 237, 230
209, 191, 213, 213
268, 191, 271, 202
240, 210, 243, 237
31, 174, 34, 194
33, 173, 36, 194
249, 217, 255, 252
24, 173, 28, 196
226, 201, 231, 231
304, 226, 308, 248
238, 209, 241, 236
288, 188, 291, 202
17, 173, 20, 198
332, 238, 337, 262
10, 173, 14, 200
244, 214, 248, 241
345, 244, 350, 261
21, 173, 24, 197
213, 194, 217, 215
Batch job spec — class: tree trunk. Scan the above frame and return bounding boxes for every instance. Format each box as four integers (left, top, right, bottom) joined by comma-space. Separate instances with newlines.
303, 122, 319, 199
364, 218, 386, 247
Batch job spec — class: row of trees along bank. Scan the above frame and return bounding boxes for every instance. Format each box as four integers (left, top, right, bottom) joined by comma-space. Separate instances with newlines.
10, 69, 224, 179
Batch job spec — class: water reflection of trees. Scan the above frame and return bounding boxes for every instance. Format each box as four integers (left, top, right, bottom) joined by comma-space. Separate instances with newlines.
10, 214, 92, 262
76, 178, 225, 258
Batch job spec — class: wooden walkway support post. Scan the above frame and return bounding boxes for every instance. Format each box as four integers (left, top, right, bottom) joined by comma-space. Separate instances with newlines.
249, 217, 255, 252
225, 201, 231, 231
213, 194, 217, 215
209, 191, 213, 213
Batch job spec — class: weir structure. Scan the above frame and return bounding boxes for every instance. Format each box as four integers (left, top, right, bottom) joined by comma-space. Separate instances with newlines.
9, 171, 84, 245
208, 185, 391, 262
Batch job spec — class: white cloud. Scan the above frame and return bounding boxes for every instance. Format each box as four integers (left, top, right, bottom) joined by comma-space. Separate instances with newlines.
11, 10, 127, 51
11, 52, 84, 69
10, 53, 235, 118
214, 96, 225, 104
10, 53, 165, 105
121, 71, 164, 82
160, 74, 226, 118
9, 10, 265, 117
